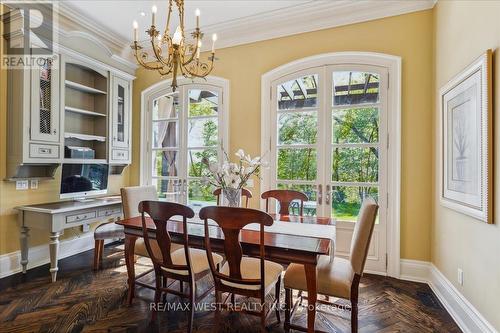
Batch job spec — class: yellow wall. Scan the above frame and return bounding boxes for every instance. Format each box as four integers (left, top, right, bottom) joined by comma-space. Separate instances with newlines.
131, 10, 434, 261
433, 1, 500, 329
0, 6, 131, 255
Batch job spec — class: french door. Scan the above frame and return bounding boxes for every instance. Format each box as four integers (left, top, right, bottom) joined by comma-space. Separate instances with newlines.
145, 83, 225, 212
269, 65, 388, 273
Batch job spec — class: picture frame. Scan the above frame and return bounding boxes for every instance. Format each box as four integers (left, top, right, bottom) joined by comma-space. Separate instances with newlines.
439, 49, 493, 223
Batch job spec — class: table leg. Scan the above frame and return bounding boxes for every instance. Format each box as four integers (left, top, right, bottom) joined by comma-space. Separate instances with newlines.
20, 225, 30, 274
49, 232, 61, 282
304, 263, 317, 333
124, 235, 137, 305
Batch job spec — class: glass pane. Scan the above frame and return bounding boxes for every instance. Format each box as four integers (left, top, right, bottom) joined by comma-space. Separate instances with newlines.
332, 186, 378, 221
39, 59, 52, 134
332, 148, 379, 183
117, 85, 125, 142
188, 180, 216, 212
278, 74, 318, 110
333, 71, 379, 106
277, 183, 317, 216
188, 89, 218, 117
278, 112, 317, 145
152, 150, 179, 177
153, 178, 183, 201
187, 117, 218, 147
332, 107, 379, 144
188, 148, 218, 178
153, 93, 179, 120
277, 148, 317, 181
153, 121, 178, 148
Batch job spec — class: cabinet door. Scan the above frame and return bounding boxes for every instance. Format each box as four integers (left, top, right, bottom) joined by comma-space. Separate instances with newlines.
111, 76, 130, 149
30, 57, 60, 142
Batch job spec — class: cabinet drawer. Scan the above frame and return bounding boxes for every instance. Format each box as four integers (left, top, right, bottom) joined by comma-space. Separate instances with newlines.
29, 144, 60, 159
112, 149, 129, 161
98, 207, 122, 217
66, 211, 96, 223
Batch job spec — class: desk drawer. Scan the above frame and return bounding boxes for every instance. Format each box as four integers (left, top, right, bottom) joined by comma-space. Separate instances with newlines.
66, 211, 96, 223
29, 143, 60, 159
112, 149, 129, 161
98, 207, 121, 218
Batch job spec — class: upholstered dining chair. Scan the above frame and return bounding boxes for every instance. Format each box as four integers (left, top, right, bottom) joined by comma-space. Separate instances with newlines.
199, 206, 283, 332
283, 197, 378, 333
261, 189, 308, 216
139, 201, 223, 332
93, 185, 181, 270
213, 188, 253, 207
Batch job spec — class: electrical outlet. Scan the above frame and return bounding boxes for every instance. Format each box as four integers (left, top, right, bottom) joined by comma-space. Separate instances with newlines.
458, 268, 464, 286
246, 179, 254, 188
81, 223, 90, 233
30, 179, 38, 189
15, 180, 29, 190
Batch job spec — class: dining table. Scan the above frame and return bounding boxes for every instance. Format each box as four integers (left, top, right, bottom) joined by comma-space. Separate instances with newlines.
116, 213, 335, 333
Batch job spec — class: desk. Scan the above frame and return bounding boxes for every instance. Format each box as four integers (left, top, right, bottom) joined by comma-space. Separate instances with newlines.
116, 214, 333, 333
16, 196, 122, 282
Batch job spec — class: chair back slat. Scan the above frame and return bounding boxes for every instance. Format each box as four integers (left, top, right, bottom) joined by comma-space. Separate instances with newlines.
261, 189, 308, 215
213, 188, 253, 207
199, 206, 273, 287
138, 201, 195, 273
349, 197, 379, 275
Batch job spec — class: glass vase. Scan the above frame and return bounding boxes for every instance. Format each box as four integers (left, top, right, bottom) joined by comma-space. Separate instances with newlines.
221, 188, 242, 207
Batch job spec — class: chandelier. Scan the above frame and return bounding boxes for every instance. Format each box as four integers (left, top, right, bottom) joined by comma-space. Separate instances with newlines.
131, 0, 217, 91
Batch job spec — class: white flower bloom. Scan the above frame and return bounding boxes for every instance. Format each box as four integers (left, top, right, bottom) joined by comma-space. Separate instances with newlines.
235, 149, 245, 159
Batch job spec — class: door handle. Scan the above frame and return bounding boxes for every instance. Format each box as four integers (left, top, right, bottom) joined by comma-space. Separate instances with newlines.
325, 185, 331, 205
317, 184, 322, 205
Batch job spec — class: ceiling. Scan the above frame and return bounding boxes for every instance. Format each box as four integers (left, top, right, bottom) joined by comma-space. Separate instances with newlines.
58, 0, 435, 66
63, 1, 310, 42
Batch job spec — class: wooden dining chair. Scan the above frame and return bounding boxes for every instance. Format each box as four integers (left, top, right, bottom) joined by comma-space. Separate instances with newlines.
199, 206, 283, 332
261, 189, 308, 216
213, 188, 253, 207
139, 201, 223, 332
94, 185, 183, 270
283, 197, 378, 333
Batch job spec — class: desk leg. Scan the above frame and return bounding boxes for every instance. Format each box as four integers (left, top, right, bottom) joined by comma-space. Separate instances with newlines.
304, 263, 317, 333
20, 226, 30, 274
49, 232, 61, 282
124, 235, 137, 305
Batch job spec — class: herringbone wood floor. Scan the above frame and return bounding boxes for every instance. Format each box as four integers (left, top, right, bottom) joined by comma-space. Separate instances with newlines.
0, 244, 461, 333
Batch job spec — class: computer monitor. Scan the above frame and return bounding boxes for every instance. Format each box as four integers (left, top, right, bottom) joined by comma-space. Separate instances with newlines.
60, 163, 109, 200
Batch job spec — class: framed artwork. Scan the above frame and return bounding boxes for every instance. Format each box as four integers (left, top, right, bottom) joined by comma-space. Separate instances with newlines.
440, 50, 493, 223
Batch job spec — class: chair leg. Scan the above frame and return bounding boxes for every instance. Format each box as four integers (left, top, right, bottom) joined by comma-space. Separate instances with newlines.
93, 239, 104, 270
187, 279, 195, 333
351, 299, 358, 333
260, 301, 267, 333
214, 290, 221, 332
152, 274, 161, 322
284, 288, 292, 331
180, 281, 184, 294
275, 276, 281, 323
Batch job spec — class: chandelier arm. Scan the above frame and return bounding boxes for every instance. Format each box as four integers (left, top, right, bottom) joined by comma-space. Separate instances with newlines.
150, 37, 173, 67
181, 35, 200, 66
164, 0, 173, 36
182, 54, 215, 78
133, 44, 165, 71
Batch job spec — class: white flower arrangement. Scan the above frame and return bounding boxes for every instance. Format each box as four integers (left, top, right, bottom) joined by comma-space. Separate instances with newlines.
203, 148, 263, 190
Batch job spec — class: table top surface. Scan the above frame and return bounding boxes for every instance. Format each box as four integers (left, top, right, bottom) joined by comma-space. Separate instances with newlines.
117, 214, 332, 257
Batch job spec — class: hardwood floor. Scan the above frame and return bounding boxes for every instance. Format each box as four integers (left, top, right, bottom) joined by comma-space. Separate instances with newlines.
0, 244, 461, 333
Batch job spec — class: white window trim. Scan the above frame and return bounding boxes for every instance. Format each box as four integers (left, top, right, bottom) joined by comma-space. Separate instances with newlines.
140, 76, 230, 187
260, 52, 401, 278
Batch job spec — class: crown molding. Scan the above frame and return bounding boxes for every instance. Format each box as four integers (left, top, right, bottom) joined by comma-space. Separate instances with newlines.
200, 0, 436, 51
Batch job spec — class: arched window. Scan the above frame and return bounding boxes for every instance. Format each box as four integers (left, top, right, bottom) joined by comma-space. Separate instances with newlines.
141, 77, 229, 211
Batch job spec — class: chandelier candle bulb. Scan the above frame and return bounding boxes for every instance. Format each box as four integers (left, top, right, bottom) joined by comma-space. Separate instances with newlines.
151, 5, 157, 26
211, 33, 217, 53
133, 21, 138, 41
195, 8, 200, 29
172, 26, 182, 45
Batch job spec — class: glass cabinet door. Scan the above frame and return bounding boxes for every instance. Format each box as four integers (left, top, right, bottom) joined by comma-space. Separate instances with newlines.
112, 76, 130, 148
30, 57, 60, 142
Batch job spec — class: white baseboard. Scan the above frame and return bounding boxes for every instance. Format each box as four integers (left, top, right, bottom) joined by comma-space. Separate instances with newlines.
400, 259, 497, 333
0, 233, 114, 279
